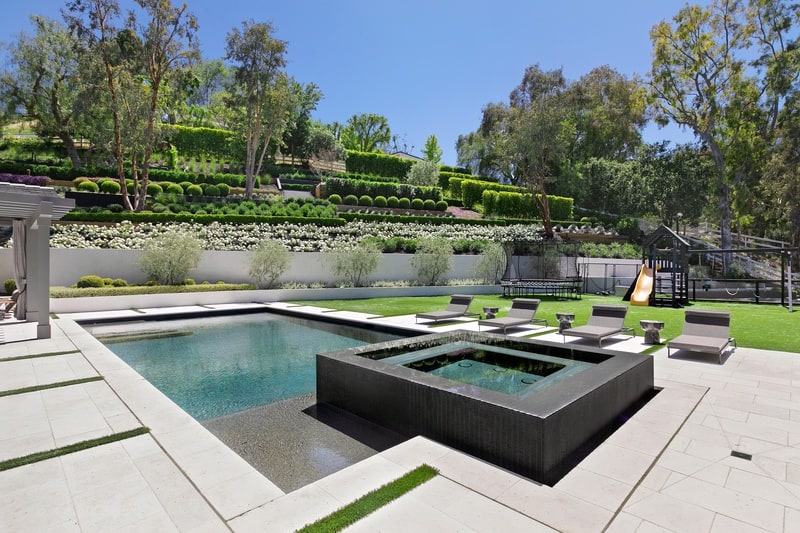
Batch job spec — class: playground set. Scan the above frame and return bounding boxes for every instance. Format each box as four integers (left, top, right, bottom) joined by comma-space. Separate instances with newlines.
624, 225, 797, 309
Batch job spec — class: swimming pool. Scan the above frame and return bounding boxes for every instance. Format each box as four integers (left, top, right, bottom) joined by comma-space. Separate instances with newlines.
87, 313, 401, 420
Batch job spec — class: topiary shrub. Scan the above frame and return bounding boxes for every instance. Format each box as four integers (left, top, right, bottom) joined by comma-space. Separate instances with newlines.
423, 199, 436, 211
358, 195, 373, 207
151, 203, 168, 213
179, 181, 193, 191
111, 278, 128, 287
77, 180, 99, 193
100, 180, 121, 194
217, 183, 230, 196
328, 193, 342, 204
387, 195, 399, 208
183, 278, 196, 285
204, 184, 220, 196
374, 195, 387, 207
146, 182, 163, 196
4, 278, 16, 294
398, 197, 411, 209
343, 194, 358, 205
411, 198, 425, 210
185, 184, 203, 196
435, 199, 448, 211
107, 203, 124, 213
164, 182, 184, 194
76, 274, 106, 288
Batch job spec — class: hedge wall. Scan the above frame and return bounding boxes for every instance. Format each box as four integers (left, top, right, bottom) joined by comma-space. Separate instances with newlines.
344, 150, 414, 178
162, 124, 242, 161
324, 177, 442, 201
60, 211, 346, 226
339, 212, 501, 225
482, 189, 574, 220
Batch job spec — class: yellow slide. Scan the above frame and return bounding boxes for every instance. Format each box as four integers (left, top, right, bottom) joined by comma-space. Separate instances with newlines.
630, 264, 654, 306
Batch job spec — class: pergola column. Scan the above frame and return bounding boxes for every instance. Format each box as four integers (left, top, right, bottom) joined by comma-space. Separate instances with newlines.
27, 200, 53, 339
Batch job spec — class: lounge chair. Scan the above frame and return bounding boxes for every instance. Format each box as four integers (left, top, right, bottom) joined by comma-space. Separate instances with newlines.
561, 304, 634, 347
478, 298, 548, 334
667, 309, 736, 363
415, 294, 478, 324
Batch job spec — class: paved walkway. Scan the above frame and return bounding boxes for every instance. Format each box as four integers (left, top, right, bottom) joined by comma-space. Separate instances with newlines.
1, 302, 799, 532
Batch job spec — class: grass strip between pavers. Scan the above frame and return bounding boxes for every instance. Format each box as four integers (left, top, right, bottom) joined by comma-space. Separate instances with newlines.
0, 427, 150, 471
295, 464, 438, 533
0, 376, 104, 397
1, 349, 80, 362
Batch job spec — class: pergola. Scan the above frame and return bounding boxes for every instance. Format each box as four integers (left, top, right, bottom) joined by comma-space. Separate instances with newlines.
0, 182, 74, 339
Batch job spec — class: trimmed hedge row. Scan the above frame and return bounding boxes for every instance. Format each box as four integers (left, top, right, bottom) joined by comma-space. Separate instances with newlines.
338, 212, 502, 225
344, 150, 415, 178
324, 177, 442, 202
60, 211, 346, 226
482, 189, 574, 220
162, 124, 242, 161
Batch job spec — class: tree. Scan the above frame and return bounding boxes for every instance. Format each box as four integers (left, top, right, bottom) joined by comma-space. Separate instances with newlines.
65, 0, 199, 211
225, 20, 292, 198
411, 237, 454, 286
324, 239, 381, 287
648, 0, 799, 267
421, 134, 443, 162
249, 239, 291, 288
505, 65, 573, 239
0, 16, 85, 167
341, 113, 391, 152
473, 241, 507, 284
282, 81, 323, 164
138, 230, 202, 285
405, 160, 439, 186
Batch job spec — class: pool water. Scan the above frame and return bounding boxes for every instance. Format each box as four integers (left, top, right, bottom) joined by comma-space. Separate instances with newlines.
89, 314, 400, 420
385, 341, 593, 397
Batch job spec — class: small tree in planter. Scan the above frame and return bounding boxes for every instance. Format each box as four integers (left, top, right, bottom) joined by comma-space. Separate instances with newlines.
249, 239, 291, 288
138, 230, 202, 285
411, 237, 454, 285
324, 239, 381, 287
473, 241, 507, 284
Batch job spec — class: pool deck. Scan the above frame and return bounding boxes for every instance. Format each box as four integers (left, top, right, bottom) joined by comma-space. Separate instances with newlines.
2, 302, 800, 532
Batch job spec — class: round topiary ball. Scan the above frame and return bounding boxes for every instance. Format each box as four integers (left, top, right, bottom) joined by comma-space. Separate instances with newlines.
186, 184, 203, 196
77, 180, 99, 193
435, 199, 449, 211
411, 198, 425, 210
343, 194, 358, 206
328, 194, 342, 204
374, 195, 387, 207
398, 197, 411, 209
358, 195, 373, 207
423, 199, 436, 211
204, 184, 220, 196
164, 182, 184, 194
146, 183, 163, 196
387, 196, 399, 208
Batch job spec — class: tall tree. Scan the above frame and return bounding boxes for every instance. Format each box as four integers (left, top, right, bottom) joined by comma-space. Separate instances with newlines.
421, 134, 442, 163
282, 81, 322, 164
0, 16, 85, 167
225, 20, 291, 198
649, 0, 799, 267
341, 113, 390, 152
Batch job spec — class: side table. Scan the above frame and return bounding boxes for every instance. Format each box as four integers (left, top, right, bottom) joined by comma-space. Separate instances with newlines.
556, 312, 575, 334
640, 320, 665, 345
483, 307, 499, 319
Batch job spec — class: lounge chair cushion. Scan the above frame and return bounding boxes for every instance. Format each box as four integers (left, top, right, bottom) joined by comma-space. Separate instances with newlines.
478, 298, 546, 333
667, 334, 730, 354
416, 294, 476, 323
562, 325, 621, 341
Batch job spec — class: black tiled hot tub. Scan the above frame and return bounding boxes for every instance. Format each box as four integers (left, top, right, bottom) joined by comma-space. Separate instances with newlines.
316, 330, 654, 485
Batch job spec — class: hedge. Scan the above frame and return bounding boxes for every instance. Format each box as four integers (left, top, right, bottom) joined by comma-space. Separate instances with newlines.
162, 124, 242, 161
61, 211, 347, 226
482, 189, 574, 220
344, 150, 414, 178
338, 212, 502, 225
324, 177, 442, 202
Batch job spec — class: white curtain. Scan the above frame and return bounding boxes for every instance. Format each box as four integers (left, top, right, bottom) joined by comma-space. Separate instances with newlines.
12, 219, 26, 320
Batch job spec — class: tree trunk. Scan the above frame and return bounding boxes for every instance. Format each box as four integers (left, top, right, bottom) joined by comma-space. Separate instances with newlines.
536, 175, 554, 239
58, 133, 83, 168
719, 182, 733, 275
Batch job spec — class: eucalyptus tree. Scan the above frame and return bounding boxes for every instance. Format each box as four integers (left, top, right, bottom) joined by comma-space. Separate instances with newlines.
224, 20, 292, 198
65, 0, 199, 211
282, 81, 323, 163
340, 113, 391, 152
0, 16, 86, 167
648, 0, 799, 265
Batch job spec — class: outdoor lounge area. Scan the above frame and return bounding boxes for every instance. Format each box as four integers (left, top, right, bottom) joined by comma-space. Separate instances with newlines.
3, 299, 800, 532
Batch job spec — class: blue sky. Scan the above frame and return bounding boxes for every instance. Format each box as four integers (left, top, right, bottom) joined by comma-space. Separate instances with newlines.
2, 1, 702, 165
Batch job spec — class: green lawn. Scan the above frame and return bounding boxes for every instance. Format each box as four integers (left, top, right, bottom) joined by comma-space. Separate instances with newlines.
290, 294, 800, 354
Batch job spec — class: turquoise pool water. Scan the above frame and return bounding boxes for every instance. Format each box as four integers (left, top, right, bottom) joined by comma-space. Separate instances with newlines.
89, 314, 400, 420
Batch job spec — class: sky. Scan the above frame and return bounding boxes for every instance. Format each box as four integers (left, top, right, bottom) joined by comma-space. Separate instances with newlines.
1, 0, 704, 166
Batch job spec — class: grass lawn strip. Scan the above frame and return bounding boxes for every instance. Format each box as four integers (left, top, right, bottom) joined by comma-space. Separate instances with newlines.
296, 464, 438, 533
0, 427, 150, 471
1, 349, 80, 362
0, 376, 104, 398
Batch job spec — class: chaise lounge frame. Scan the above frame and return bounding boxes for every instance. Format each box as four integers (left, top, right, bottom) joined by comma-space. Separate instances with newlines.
561, 304, 634, 347
415, 294, 479, 324
667, 309, 736, 364
478, 298, 548, 334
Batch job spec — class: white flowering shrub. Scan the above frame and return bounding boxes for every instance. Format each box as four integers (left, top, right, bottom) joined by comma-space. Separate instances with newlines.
44, 219, 545, 253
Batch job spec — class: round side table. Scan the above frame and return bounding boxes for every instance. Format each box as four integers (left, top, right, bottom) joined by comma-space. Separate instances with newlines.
556, 312, 575, 334
640, 320, 665, 345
